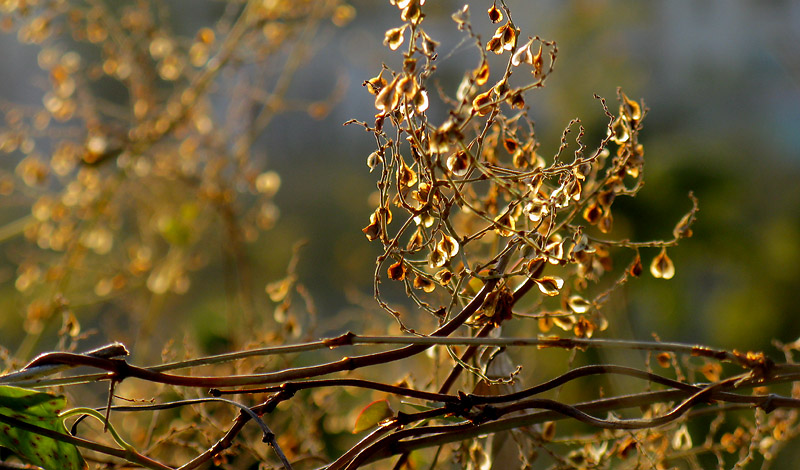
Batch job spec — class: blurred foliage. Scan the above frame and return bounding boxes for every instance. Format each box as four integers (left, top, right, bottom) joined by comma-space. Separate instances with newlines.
0, 0, 359, 362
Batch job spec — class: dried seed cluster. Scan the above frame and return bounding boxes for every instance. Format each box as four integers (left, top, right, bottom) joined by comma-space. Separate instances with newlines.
353, 2, 696, 338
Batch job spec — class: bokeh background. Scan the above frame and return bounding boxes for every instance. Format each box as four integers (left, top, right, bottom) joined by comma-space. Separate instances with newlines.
0, 0, 798, 364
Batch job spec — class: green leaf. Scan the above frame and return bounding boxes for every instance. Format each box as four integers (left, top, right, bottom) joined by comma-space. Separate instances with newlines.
0, 385, 87, 470
353, 399, 394, 433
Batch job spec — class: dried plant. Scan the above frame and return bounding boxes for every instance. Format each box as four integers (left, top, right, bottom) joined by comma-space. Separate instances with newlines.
1, 1, 799, 470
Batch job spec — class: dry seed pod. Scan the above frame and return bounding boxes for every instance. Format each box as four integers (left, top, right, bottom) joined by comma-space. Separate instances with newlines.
383, 25, 407, 51
413, 274, 435, 292
474, 60, 490, 86
446, 151, 469, 176
487, 3, 502, 23
472, 89, 493, 115
650, 247, 675, 279
534, 276, 564, 296
387, 259, 407, 281
512, 38, 533, 66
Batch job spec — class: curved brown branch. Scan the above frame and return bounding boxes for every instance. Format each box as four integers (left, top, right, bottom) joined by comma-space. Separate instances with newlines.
354, 387, 800, 467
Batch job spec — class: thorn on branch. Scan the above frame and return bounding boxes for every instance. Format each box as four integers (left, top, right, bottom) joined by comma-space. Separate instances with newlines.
324, 331, 356, 348
759, 394, 778, 414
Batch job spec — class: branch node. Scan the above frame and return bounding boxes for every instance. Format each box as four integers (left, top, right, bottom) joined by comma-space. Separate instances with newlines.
324, 331, 356, 349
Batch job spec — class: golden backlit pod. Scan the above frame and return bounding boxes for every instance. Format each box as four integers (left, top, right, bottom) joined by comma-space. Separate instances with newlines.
434, 268, 452, 285
413, 89, 429, 113
396, 74, 418, 100
573, 317, 595, 338
406, 226, 424, 250
567, 295, 592, 314
542, 422, 556, 442
405, 56, 418, 74
486, 21, 516, 54
414, 211, 434, 227
487, 3, 502, 23
656, 352, 672, 368
486, 35, 503, 54
474, 60, 490, 86
508, 92, 525, 109
493, 210, 515, 237
419, 30, 439, 56
397, 159, 418, 187
538, 315, 553, 333
374, 75, 401, 115
565, 177, 582, 202
583, 203, 603, 225
451, 4, 470, 30
532, 44, 544, 78
365, 70, 387, 95
446, 150, 469, 176
383, 25, 408, 51
545, 234, 564, 265
574, 161, 592, 180
597, 190, 615, 209
411, 183, 435, 207
503, 137, 518, 153
428, 130, 449, 154
427, 247, 446, 269
610, 116, 630, 144
493, 78, 509, 96
628, 252, 643, 277
266, 276, 294, 303
366, 151, 383, 172
552, 313, 576, 330
472, 89, 493, 116
650, 247, 675, 279
672, 425, 693, 451
362, 209, 382, 241
511, 38, 533, 67
524, 199, 548, 222
437, 234, 459, 258
413, 275, 436, 293
497, 22, 516, 51
598, 211, 613, 234
673, 212, 694, 239
400, 0, 422, 24
387, 259, 407, 281
620, 92, 642, 122
700, 362, 722, 382
535, 276, 564, 296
